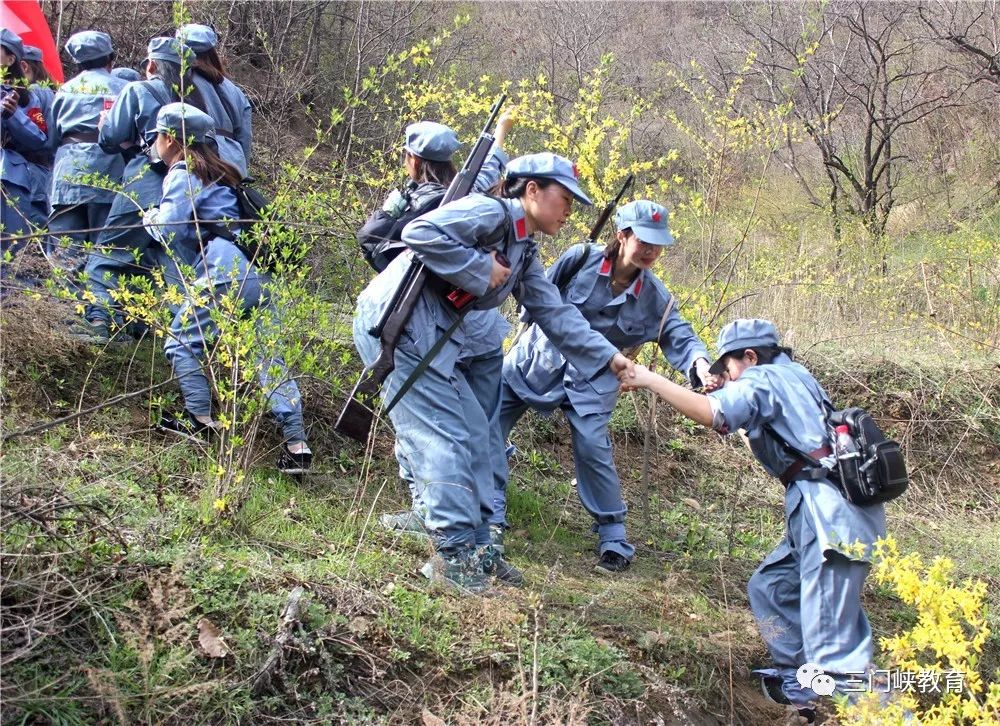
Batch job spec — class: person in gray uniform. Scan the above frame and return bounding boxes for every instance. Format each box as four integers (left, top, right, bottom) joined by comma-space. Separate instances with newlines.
357, 115, 515, 541
619, 319, 887, 722
47, 31, 128, 273
1, 29, 50, 251
144, 102, 312, 473
175, 23, 251, 177
493, 200, 720, 574
75, 37, 193, 342
20, 44, 56, 229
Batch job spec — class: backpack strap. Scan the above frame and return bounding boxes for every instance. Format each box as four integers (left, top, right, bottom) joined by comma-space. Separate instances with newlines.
383, 185, 447, 245
214, 78, 240, 134
196, 179, 242, 242
763, 424, 833, 486
759, 365, 837, 485
142, 80, 171, 108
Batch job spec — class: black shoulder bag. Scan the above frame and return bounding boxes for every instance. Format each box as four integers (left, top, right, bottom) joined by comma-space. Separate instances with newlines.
765, 368, 909, 506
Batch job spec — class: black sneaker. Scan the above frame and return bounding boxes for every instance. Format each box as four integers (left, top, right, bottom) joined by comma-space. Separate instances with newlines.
594, 551, 631, 575
157, 410, 219, 441
760, 675, 816, 723
277, 445, 312, 474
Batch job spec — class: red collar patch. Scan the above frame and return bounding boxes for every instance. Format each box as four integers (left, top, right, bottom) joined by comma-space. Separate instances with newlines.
633, 276, 643, 296
515, 216, 527, 239
599, 257, 612, 275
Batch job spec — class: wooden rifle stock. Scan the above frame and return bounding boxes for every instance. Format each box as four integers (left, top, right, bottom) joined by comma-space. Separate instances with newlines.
335, 94, 507, 443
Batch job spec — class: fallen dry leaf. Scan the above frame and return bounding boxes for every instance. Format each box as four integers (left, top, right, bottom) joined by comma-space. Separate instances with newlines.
421, 708, 446, 726
197, 618, 231, 658
681, 497, 702, 511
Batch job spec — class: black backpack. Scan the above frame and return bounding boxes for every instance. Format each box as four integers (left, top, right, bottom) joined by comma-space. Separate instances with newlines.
204, 180, 286, 271
824, 407, 909, 505
357, 184, 447, 272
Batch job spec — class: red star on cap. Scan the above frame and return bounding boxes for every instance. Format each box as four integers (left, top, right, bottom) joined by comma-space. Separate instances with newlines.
571, 163, 579, 178
651, 211, 661, 222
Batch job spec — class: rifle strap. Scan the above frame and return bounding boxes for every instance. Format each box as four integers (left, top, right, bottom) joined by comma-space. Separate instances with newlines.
382, 305, 471, 414
385, 198, 513, 412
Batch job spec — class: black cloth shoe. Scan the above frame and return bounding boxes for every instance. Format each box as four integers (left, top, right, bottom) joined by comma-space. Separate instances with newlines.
277, 445, 312, 474
594, 551, 631, 575
157, 410, 219, 441
759, 675, 816, 723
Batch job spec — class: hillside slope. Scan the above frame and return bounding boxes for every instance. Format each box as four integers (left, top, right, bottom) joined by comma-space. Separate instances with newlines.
2, 294, 997, 725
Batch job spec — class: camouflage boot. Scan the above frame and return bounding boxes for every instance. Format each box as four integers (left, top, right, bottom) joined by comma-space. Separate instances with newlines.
479, 544, 524, 587
420, 548, 491, 594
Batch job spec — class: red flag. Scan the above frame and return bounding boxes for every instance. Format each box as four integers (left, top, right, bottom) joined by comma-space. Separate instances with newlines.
1, 0, 64, 83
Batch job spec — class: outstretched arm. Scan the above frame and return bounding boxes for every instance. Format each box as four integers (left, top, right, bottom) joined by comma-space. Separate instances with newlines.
620, 364, 714, 428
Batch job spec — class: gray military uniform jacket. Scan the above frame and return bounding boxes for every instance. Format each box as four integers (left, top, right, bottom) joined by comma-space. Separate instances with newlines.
50, 69, 129, 205
504, 243, 709, 416
708, 356, 887, 560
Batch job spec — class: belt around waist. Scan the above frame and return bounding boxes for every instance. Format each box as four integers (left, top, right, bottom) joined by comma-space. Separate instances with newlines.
61, 131, 100, 145
780, 445, 833, 486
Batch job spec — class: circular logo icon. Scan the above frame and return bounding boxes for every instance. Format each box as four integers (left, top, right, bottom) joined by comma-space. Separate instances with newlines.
810, 673, 837, 696
796, 663, 824, 689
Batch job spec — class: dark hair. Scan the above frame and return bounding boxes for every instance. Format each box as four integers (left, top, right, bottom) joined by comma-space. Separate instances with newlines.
488, 175, 557, 199
182, 140, 243, 188
603, 227, 630, 261
77, 53, 114, 72
25, 58, 53, 84
2, 60, 31, 105
411, 155, 455, 186
151, 57, 204, 107
737, 345, 794, 364
192, 48, 226, 85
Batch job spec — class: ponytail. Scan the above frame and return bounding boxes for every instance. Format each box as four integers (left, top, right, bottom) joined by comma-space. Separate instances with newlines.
192, 48, 226, 85
603, 230, 625, 261
412, 156, 456, 186
184, 141, 243, 188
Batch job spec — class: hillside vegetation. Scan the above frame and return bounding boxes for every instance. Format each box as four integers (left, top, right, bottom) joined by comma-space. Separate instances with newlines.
2, 2, 999, 724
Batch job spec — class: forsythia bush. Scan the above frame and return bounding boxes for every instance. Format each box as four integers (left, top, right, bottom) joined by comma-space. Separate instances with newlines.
837, 536, 1000, 725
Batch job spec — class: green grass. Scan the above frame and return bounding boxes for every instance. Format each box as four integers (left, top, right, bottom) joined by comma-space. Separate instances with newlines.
2, 341, 998, 724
